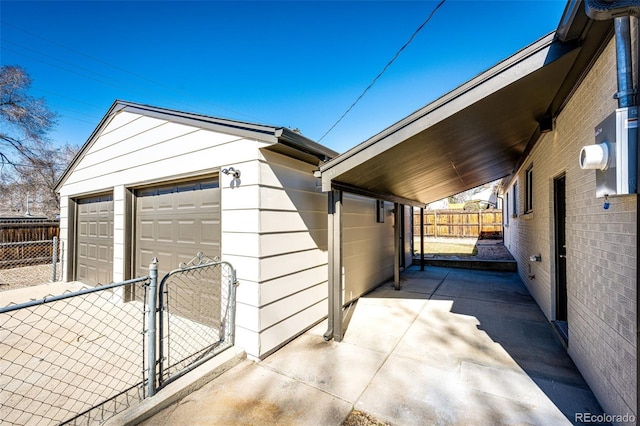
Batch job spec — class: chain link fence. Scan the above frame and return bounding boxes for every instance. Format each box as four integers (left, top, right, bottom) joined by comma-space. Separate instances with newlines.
157, 254, 237, 389
0, 277, 150, 425
0, 237, 63, 290
0, 254, 238, 425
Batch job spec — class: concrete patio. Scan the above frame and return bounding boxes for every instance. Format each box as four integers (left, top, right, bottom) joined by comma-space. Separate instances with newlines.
136, 265, 606, 425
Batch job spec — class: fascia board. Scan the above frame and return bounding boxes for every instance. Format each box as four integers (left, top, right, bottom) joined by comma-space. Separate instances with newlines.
320, 33, 561, 192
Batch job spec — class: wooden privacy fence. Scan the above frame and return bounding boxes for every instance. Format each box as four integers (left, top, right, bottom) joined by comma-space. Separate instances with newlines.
413, 209, 503, 239
0, 220, 60, 269
0, 219, 60, 243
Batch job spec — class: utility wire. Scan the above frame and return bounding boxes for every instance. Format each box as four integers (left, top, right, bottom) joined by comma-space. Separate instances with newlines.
318, 0, 446, 142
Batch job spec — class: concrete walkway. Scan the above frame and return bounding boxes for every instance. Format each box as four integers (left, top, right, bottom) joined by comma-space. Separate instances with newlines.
139, 266, 606, 425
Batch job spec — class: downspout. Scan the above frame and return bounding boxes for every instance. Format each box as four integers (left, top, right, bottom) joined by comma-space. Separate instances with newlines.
614, 16, 636, 107
585, 1, 639, 418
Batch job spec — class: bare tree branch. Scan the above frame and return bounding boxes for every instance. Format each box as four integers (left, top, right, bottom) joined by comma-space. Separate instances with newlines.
0, 65, 77, 217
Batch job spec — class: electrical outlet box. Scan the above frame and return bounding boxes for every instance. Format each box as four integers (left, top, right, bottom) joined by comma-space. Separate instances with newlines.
580, 107, 638, 198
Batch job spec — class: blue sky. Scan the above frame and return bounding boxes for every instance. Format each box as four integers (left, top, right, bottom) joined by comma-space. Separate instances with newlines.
1, 1, 567, 154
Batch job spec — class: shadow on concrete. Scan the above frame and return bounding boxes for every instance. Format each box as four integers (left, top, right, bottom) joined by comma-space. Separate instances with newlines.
357, 265, 607, 425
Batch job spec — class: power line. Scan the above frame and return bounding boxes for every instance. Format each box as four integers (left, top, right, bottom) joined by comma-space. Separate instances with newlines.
318, 0, 446, 143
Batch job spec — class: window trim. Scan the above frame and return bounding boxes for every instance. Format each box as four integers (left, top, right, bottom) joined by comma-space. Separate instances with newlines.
505, 192, 510, 226
525, 164, 533, 214
512, 181, 518, 218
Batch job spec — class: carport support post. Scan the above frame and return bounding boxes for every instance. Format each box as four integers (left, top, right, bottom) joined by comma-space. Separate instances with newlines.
420, 207, 425, 271
147, 257, 158, 397
394, 203, 401, 290
324, 189, 343, 342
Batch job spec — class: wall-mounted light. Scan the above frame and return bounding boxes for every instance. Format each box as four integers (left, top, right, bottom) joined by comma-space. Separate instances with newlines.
222, 167, 241, 179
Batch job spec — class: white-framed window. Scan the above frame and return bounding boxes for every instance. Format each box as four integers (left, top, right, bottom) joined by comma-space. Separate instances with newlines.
505, 192, 510, 226
512, 181, 518, 217
525, 165, 533, 213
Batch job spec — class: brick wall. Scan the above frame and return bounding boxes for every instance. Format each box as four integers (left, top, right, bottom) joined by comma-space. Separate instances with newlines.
503, 34, 637, 421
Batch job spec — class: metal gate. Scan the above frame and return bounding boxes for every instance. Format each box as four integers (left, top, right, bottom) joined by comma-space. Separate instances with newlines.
156, 252, 238, 390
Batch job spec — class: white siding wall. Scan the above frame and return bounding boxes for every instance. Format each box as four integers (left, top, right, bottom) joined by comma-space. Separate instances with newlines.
58, 108, 410, 361
502, 36, 636, 420
404, 205, 413, 268
58, 112, 268, 197
223, 150, 329, 359
58, 110, 271, 359
342, 195, 395, 303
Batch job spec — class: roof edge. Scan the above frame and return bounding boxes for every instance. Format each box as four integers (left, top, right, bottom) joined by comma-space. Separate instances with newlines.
320, 32, 557, 173
55, 100, 335, 191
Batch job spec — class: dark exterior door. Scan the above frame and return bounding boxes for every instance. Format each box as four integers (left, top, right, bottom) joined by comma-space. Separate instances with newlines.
554, 175, 567, 321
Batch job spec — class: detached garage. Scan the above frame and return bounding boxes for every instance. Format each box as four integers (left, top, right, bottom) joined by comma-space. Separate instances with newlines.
56, 100, 411, 359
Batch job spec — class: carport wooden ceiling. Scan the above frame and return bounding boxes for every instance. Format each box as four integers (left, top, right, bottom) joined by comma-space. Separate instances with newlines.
320, 8, 613, 207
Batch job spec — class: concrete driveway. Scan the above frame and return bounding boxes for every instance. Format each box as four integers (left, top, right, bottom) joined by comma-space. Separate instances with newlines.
137, 265, 605, 425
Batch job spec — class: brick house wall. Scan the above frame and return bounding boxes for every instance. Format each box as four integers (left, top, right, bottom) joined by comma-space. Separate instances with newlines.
503, 33, 637, 421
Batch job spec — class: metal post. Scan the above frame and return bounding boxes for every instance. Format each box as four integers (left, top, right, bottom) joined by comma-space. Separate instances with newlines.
394, 203, 401, 290
229, 265, 238, 345
324, 190, 343, 342
420, 207, 425, 271
51, 236, 58, 282
147, 257, 158, 397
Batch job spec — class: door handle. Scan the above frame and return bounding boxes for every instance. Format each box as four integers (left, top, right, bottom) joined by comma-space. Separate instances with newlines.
559, 255, 566, 258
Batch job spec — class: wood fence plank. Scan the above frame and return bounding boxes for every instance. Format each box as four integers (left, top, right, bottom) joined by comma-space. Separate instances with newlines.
412, 209, 502, 239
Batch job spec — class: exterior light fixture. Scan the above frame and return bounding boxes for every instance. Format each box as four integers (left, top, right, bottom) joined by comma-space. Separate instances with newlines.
222, 167, 241, 179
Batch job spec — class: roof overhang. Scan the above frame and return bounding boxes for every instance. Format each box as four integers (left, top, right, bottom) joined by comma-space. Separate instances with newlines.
55, 100, 337, 192
320, 1, 613, 206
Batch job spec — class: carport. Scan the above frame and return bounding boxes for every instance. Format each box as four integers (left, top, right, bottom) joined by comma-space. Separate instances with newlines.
319, 3, 613, 341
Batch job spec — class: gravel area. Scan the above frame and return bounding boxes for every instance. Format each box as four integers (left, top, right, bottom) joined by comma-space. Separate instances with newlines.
474, 240, 515, 261
342, 410, 390, 426
415, 238, 514, 261
0, 263, 61, 293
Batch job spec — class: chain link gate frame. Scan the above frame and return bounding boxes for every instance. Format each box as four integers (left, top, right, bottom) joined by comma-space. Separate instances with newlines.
152, 253, 238, 392
1, 252, 238, 424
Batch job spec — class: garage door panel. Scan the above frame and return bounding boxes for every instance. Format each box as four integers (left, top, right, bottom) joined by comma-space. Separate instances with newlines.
76, 194, 114, 286
139, 220, 155, 241
99, 222, 110, 238
201, 220, 221, 245
177, 191, 197, 209
88, 244, 98, 260
135, 178, 220, 277
99, 246, 110, 262
177, 220, 197, 244
135, 178, 220, 325
155, 220, 173, 242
